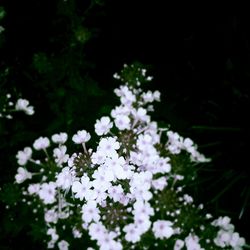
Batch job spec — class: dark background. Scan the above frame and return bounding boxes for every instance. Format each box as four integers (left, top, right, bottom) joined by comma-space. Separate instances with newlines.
0, 0, 249, 248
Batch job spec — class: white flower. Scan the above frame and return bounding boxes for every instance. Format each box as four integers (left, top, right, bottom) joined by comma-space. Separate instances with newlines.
53, 145, 69, 166
230, 232, 245, 249
212, 216, 234, 231
92, 166, 114, 190
16, 147, 32, 165
185, 234, 204, 250
38, 182, 57, 204
133, 200, 154, 218
47, 228, 59, 241
45, 209, 58, 224
166, 131, 182, 154
214, 229, 232, 248
174, 239, 185, 250
72, 130, 91, 144
105, 154, 127, 180
152, 176, 168, 191
136, 134, 153, 150
132, 107, 149, 122
68, 153, 77, 167
142, 90, 154, 103
91, 150, 106, 165
51, 132, 68, 144
98, 137, 120, 156
58, 240, 69, 250
121, 163, 135, 179
97, 231, 121, 250
183, 194, 193, 204
130, 171, 152, 192
153, 90, 161, 101
100, 238, 122, 250
81, 200, 100, 223
56, 167, 74, 190
114, 85, 136, 106
33, 136, 50, 150
123, 223, 141, 243
15, 167, 32, 184
152, 220, 174, 239
114, 115, 130, 130
134, 216, 151, 233
15, 98, 34, 115
72, 228, 82, 238
47, 240, 55, 249
111, 105, 130, 118
88, 222, 106, 241
95, 116, 113, 136
108, 184, 124, 202
28, 183, 40, 195
92, 187, 108, 204
155, 157, 171, 173
72, 175, 93, 201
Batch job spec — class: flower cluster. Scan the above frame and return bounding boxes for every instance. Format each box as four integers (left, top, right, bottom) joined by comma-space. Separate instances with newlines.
13, 64, 246, 249
0, 93, 35, 119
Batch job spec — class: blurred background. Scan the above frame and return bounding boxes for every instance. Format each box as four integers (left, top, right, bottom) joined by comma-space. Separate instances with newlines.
0, 0, 249, 248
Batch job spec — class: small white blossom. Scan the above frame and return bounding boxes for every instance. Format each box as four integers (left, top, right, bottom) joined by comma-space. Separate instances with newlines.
15, 167, 32, 184
132, 107, 149, 122
88, 222, 106, 241
111, 105, 130, 118
28, 183, 40, 195
95, 116, 113, 136
72, 130, 91, 144
53, 145, 69, 166
51, 132, 68, 144
33, 137, 50, 150
38, 182, 57, 204
174, 239, 185, 250
45, 208, 58, 224
105, 154, 127, 180
91, 150, 106, 165
108, 184, 124, 202
152, 176, 168, 191
47, 228, 59, 242
114, 114, 130, 130
16, 147, 32, 165
56, 167, 74, 190
92, 166, 114, 190
123, 223, 141, 243
58, 240, 69, 250
72, 175, 93, 201
230, 232, 245, 249
15, 98, 34, 115
99, 237, 122, 250
72, 228, 82, 238
142, 90, 154, 103
98, 137, 120, 157
153, 90, 161, 101
81, 200, 100, 223
134, 216, 151, 233
152, 220, 174, 239
185, 234, 204, 250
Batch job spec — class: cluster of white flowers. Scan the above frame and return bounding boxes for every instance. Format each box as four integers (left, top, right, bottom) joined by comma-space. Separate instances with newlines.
13, 65, 246, 249
0, 93, 35, 119
212, 216, 246, 249
15, 98, 35, 115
